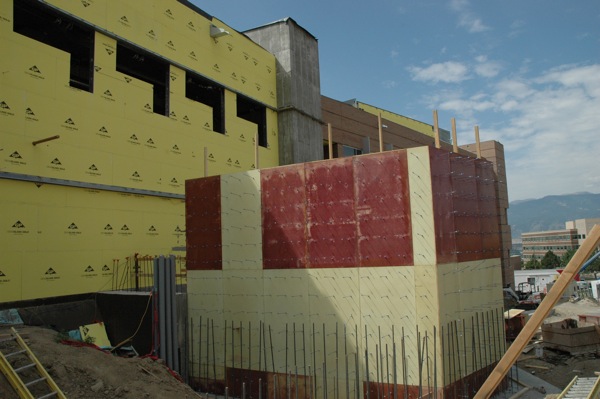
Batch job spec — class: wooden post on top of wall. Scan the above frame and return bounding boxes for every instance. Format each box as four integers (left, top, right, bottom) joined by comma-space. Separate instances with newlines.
451, 118, 458, 153
327, 123, 333, 160
378, 112, 384, 153
474, 125, 482, 158
433, 110, 441, 149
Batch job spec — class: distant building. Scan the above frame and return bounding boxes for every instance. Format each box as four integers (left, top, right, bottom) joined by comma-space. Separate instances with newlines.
521, 218, 600, 262
565, 218, 600, 246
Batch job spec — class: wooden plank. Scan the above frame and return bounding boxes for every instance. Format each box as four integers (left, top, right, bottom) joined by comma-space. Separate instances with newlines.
474, 224, 600, 398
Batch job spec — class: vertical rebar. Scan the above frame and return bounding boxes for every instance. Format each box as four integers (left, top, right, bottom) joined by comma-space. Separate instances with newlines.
440, 325, 445, 394
232, 321, 235, 371
224, 320, 227, 375
386, 343, 390, 399
303, 323, 307, 397
212, 318, 216, 386
454, 321, 463, 397
206, 318, 209, 385
259, 378, 262, 399
344, 324, 349, 399
264, 321, 267, 374
294, 322, 297, 369
392, 324, 397, 399
259, 321, 262, 371
355, 325, 360, 399
378, 326, 383, 399
402, 327, 407, 399
270, 324, 275, 372
240, 321, 243, 369
191, 317, 194, 388
417, 328, 422, 398
365, 349, 370, 399
336, 322, 339, 399
365, 325, 370, 399
426, 331, 431, 397
286, 323, 289, 375
249, 321, 252, 370
376, 344, 380, 399
242, 382, 246, 399
199, 317, 202, 390
313, 323, 317, 398
433, 325, 437, 399
323, 323, 327, 399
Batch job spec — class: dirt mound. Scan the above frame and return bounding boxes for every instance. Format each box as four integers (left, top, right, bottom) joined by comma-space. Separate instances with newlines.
0, 326, 200, 399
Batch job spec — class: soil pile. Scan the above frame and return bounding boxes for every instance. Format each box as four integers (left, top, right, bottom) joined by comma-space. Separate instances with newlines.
0, 325, 200, 399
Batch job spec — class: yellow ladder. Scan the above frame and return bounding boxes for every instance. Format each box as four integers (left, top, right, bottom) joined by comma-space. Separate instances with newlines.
0, 327, 66, 399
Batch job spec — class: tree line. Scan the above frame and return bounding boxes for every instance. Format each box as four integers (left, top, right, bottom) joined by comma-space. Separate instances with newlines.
524, 248, 600, 272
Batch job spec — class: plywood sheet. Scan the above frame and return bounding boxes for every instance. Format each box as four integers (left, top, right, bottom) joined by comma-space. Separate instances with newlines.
185, 176, 222, 270
354, 151, 413, 266
305, 158, 357, 268
221, 170, 263, 271
407, 147, 436, 266
261, 165, 307, 269
429, 148, 457, 264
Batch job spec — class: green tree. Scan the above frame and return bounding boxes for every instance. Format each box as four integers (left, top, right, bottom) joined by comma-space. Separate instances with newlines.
541, 250, 561, 269
524, 257, 541, 270
560, 248, 577, 268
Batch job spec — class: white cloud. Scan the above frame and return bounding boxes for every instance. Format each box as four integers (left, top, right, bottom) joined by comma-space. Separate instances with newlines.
382, 80, 397, 89
408, 61, 469, 84
449, 0, 490, 33
390, 49, 399, 59
448, 64, 600, 200
474, 55, 501, 78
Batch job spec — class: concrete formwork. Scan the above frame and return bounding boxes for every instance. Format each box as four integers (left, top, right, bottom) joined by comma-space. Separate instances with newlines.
186, 146, 504, 398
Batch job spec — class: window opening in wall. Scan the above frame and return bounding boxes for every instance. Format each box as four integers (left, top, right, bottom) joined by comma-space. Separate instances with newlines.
13, 0, 94, 91
116, 43, 169, 116
185, 72, 224, 133
237, 95, 267, 148
342, 145, 362, 157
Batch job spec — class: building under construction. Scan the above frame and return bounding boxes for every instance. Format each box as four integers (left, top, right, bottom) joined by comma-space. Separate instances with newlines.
1, 0, 512, 397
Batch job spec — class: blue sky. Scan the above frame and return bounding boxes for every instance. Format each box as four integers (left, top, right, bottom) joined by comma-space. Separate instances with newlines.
193, 0, 600, 202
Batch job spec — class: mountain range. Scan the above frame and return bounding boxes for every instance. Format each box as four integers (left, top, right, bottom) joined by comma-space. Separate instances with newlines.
507, 192, 600, 239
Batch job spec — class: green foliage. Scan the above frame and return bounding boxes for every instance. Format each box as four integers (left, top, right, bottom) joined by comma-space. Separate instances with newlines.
560, 248, 577, 268
524, 257, 541, 269
541, 250, 561, 269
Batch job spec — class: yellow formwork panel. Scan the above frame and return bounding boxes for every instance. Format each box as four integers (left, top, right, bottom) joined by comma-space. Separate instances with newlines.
1, 132, 39, 177
105, 1, 150, 47
222, 269, 265, 321
0, 38, 63, 98
188, 270, 224, 315
0, 252, 22, 303
263, 270, 310, 328
221, 170, 262, 271
91, 72, 127, 117
46, 0, 108, 30
94, 32, 117, 71
356, 266, 421, 385
169, 65, 186, 96
436, 259, 504, 378
1, 201, 39, 252
407, 147, 436, 265
0, 86, 26, 136
0, 0, 13, 37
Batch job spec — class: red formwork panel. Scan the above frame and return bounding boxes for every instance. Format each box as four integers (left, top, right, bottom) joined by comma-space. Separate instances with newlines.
261, 165, 308, 269
305, 158, 358, 268
476, 159, 502, 259
185, 176, 222, 270
429, 148, 457, 264
354, 151, 413, 267
449, 153, 483, 262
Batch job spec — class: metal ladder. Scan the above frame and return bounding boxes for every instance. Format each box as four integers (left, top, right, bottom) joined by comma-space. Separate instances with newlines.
0, 327, 66, 399
562, 376, 599, 399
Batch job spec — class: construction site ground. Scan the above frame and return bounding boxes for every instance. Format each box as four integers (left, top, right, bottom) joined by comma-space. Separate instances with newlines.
1, 298, 600, 399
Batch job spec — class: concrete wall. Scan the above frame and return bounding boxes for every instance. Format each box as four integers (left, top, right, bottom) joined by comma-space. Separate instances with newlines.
245, 18, 324, 165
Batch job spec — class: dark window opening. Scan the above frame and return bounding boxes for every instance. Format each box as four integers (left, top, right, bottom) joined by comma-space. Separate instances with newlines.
185, 73, 224, 133
116, 43, 169, 115
237, 95, 267, 148
342, 145, 362, 157
13, 0, 94, 91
